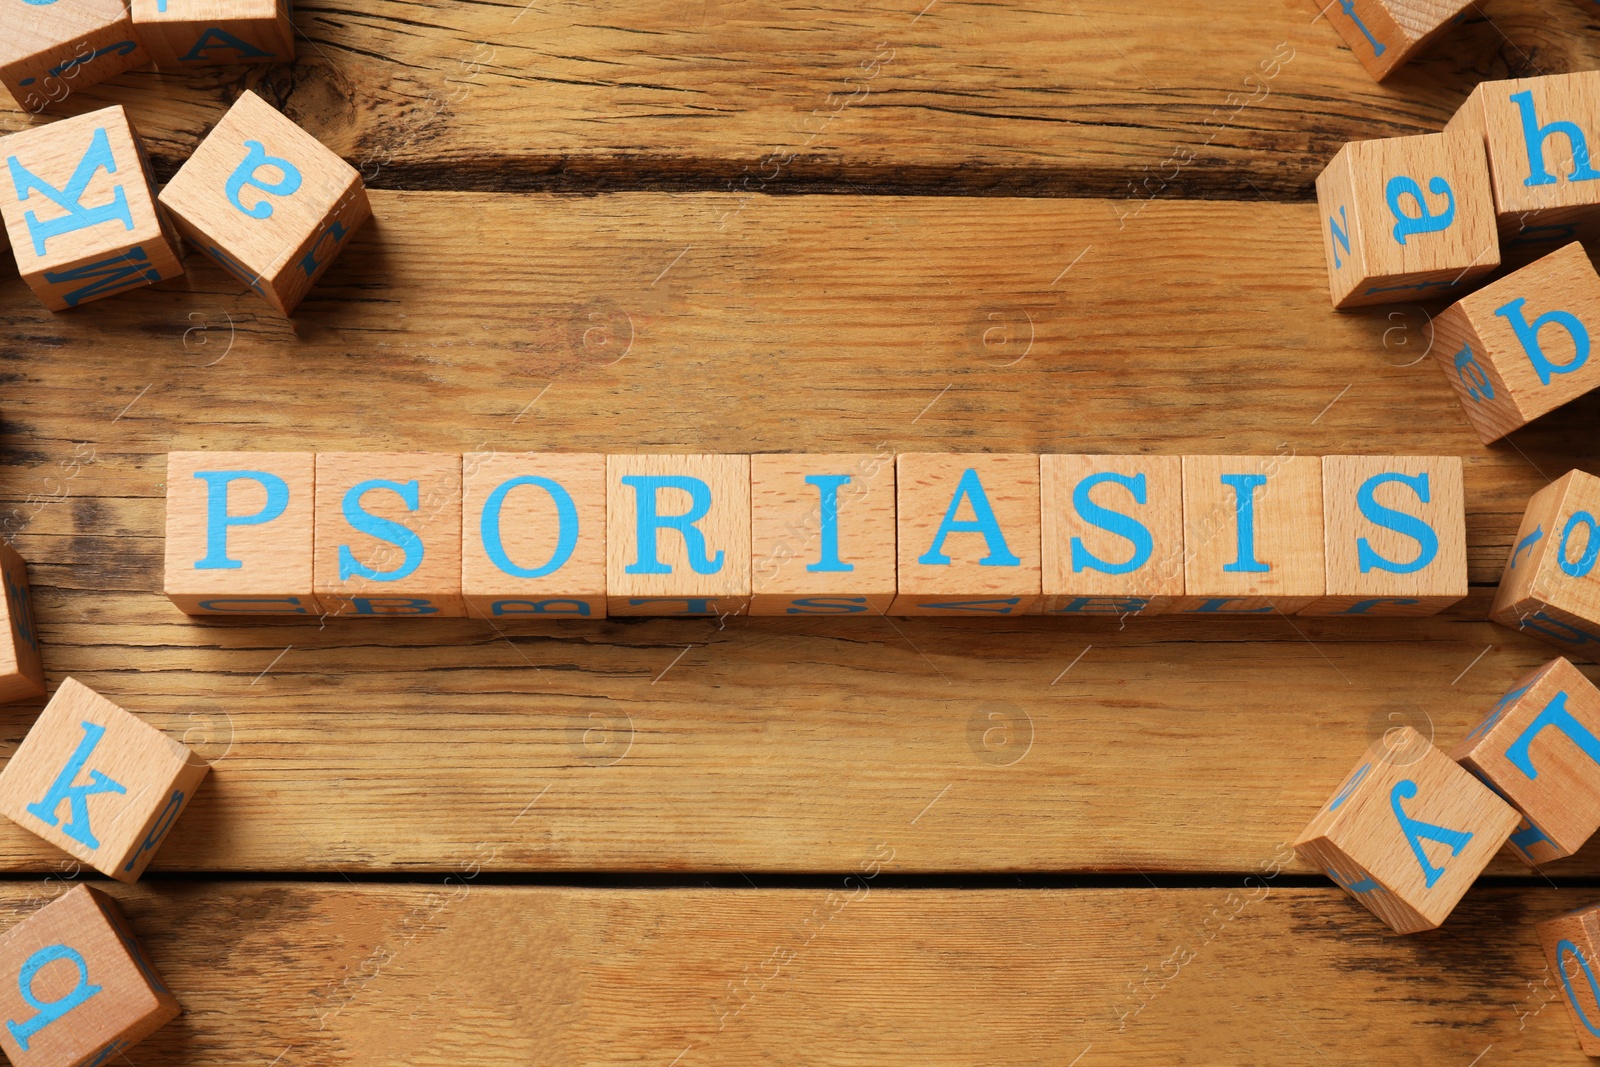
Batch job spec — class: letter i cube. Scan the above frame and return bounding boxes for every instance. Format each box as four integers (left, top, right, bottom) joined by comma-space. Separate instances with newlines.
1294, 726, 1518, 934
1039, 454, 1183, 616
1319, 0, 1472, 82
1452, 657, 1600, 865
1316, 131, 1498, 309
2, 0, 149, 114
1540, 903, 1600, 1056
130, 0, 293, 67
0, 885, 179, 1067
0, 541, 45, 704
1491, 469, 1600, 653
0, 679, 210, 882
158, 90, 369, 315
607, 455, 751, 617
0, 105, 183, 311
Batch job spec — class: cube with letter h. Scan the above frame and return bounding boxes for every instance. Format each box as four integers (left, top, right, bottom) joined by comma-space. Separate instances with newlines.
1040, 454, 1183, 617
1319, 0, 1472, 82
1294, 726, 1518, 934
1176, 455, 1324, 614
1316, 131, 1499, 309
1491, 469, 1600, 654
1540, 903, 1600, 1057
607, 455, 751, 617
0, 541, 46, 705
2, 0, 149, 114
130, 0, 293, 68
0, 105, 183, 311
159, 90, 369, 315
0, 885, 179, 1067
0, 679, 210, 882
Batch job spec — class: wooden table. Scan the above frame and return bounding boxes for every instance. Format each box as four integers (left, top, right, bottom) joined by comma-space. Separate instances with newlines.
2, 1, 1598, 1062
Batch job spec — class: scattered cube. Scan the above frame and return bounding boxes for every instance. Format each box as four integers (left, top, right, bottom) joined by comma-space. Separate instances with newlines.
0, 679, 209, 881
606, 455, 751, 617
1318, 0, 1472, 82
1, 0, 148, 114
0, 885, 179, 1067
1294, 726, 1518, 934
1316, 131, 1499, 309
158, 90, 369, 315
0, 541, 45, 704
130, 0, 294, 68
1540, 903, 1600, 1056
1039, 454, 1183, 616
1491, 469, 1600, 654
0, 105, 183, 311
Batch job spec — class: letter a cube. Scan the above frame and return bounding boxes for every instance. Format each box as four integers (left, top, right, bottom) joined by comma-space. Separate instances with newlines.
2, 0, 149, 114
158, 90, 369, 315
0, 679, 210, 882
1294, 726, 1518, 934
0, 105, 183, 311
0, 885, 179, 1067
1491, 469, 1600, 654
0, 541, 45, 705
1319, 0, 1472, 82
1316, 131, 1499, 309
607, 455, 751, 617
130, 0, 293, 68
1430, 243, 1600, 442
1540, 903, 1600, 1056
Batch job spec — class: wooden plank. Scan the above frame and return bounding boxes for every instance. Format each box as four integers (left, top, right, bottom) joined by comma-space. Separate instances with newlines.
0, 191, 1595, 875
1, 0, 1596, 196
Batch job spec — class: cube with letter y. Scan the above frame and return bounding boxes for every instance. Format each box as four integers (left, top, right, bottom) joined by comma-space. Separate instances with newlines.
130, 0, 293, 68
1039, 454, 1182, 617
1540, 903, 1600, 1056
1490, 469, 1600, 654
2, 0, 149, 114
607, 455, 750, 617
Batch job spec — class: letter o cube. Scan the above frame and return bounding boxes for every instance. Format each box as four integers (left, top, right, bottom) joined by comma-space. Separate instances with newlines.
1541, 904, 1600, 1056
1491, 469, 1600, 653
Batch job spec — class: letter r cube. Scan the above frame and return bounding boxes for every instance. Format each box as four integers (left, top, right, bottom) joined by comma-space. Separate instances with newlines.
606, 455, 751, 617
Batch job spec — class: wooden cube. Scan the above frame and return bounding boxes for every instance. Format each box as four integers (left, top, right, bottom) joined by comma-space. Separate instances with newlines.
1491, 469, 1600, 654
1300, 455, 1467, 616
129, 0, 293, 67
749, 453, 896, 616
158, 91, 369, 315
0, 885, 179, 1067
0, 679, 209, 882
1319, 0, 1471, 82
1316, 131, 1499, 309
1294, 726, 1518, 934
0, 542, 45, 704
1539, 903, 1600, 1056
1429, 243, 1600, 443
1, 0, 149, 114
1039, 454, 1183, 616
0, 105, 183, 311
163, 451, 316, 616
1452, 657, 1600, 865
1174, 455, 1324, 614
314, 453, 465, 618
461, 452, 606, 620
606, 455, 750, 617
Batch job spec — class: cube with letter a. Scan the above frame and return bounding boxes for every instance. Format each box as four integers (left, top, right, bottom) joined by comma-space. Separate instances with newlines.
606, 455, 750, 617
164, 451, 316, 617
1491, 469, 1600, 654
1040, 454, 1182, 617
0, 541, 45, 705
1294, 726, 1518, 934
1300, 455, 1467, 616
749, 453, 896, 616
0, 105, 183, 311
1319, 0, 1471, 82
158, 90, 369, 315
0, 885, 180, 1067
314, 453, 465, 618
462, 452, 607, 620
1, 0, 149, 114
1540, 903, 1600, 1056
129, 0, 293, 68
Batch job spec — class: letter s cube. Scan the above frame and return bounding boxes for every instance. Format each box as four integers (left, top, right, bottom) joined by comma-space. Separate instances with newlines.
1540, 903, 1600, 1056
1491, 469, 1600, 653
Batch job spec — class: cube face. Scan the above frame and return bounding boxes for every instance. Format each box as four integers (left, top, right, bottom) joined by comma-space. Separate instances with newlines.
0, 0, 148, 114
1491, 470, 1600, 655
1174, 455, 1324, 614
1430, 243, 1600, 442
606, 455, 751, 617
749, 453, 896, 616
0, 886, 179, 1067
1039, 454, 1182, 617
159, 91, 370, 315
0, 106, 183, 311
1300, 455, 1467, 616
313, 453, 465, 618
461, 452, 606, 621
0, 680, 209, 881
0, 542, 45, 704
1323, 0, 1471, 81
1539, 906, 1600, 1057
163, 451, 316, 617
1317, 132, 1499, 309
1294, 727, 1518, 934
1452, 658, 1600, 863
890, 453, 1040, 616
129, 0, 294, 67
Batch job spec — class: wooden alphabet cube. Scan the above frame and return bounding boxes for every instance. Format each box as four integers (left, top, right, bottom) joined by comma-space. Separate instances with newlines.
1, 0, 149, 114
891, 453, 1040, 616
0, 105, 183, 311
1539, 903, 1600, 1056
0, 542, 45, 705
158, 91, 369, 315
0, 679, 209, 882
1491, 469, 1600, 654
1300, 455, 1467, 616
749, 453, 896, 616
462, 452, 606, 620
1452, 658, 1600, 865
607, 455, 751, 617
1039, 454, 1182, 616
129, 0, 293, 67
0, 885, 179, 1067
163, 451, 316, 616
1174, 455, 1324, 614
1318, 0, 1471, 82
1316, 131, 1499, 309
1294, 726, 1518, 934
1430, 243, 1600, 442
314, 453, 465, 618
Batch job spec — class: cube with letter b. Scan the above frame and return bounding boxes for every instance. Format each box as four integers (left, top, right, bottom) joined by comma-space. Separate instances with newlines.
607, 455, 750, 617
1320, 0, 1471, 82
1040, 454, 1182, 617
2, 0, 149, 114
1491, 469, 1600, 654
130, 0, 293, 67
0, 541, 45, 704
1540, 903, 1600, 1056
